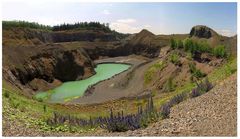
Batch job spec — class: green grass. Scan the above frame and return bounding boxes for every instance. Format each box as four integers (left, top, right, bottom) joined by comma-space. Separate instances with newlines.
170, 52, 180, 65
144, 61, 165, 84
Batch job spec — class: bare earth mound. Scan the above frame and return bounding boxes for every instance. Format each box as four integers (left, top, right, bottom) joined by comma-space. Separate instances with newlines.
90, 72, 237, 136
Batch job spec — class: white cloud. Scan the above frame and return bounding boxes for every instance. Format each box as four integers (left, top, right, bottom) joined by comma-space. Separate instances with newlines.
117, 18, 136, 24
110, 22, 141, 34
110, 18, 154, 34
217, 29, 236, 37
144, 24, 152, 28
102, 9, 110, 15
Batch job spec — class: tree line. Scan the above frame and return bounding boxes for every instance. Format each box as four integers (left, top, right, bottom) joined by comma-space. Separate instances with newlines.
3, 20, 112, 32
52, 22, 111, 32
3, 20, 52, 30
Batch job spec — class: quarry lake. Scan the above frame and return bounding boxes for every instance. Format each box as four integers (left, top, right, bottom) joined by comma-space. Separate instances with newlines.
35, 63, 131, 103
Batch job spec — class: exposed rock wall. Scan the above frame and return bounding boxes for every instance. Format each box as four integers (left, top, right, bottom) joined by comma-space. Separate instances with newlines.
3, 45, 95, 93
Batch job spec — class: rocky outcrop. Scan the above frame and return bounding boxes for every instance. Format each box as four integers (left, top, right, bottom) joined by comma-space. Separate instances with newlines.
3, 44, 95, 93
190, 25, 218, 39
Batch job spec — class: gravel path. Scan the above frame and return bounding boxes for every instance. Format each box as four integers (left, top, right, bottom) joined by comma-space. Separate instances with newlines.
88, 73, 237, 136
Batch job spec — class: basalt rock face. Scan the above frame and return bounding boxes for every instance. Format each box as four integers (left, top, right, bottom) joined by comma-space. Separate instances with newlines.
190, 25, 218, 39
3, 44, 95, 93
51, 30, 118, 42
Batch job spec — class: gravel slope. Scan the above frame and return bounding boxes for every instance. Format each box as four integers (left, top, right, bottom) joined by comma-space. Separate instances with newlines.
89, 72, 237, 136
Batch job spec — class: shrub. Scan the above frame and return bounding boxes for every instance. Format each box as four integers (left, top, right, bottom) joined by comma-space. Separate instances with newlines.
176, 39, 183, 48
168, 93, 186, 106
190, 78, 213, 98
198, 40, 212, 53
193, 69, 206, 78
164, 77, 175, 92
189, 63, 206, 79
170, 38, 177, 49
198, 78, 213, 92
3, 90, 10, 98
101, 110, 141, 132
9, 99, 20, 109
43, 105, 47, 113
190, 88, 201, 98
170, 53, 180, 65
183, 38, 194, 52
160, 103, 171, 119
213, 45, 227, 58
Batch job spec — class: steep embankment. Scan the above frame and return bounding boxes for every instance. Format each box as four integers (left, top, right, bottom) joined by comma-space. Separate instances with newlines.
3, 44, 95, 97
88, 72, 237, 136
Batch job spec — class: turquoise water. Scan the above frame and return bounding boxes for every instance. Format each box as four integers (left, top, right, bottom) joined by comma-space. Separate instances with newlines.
35, 63, 131, 103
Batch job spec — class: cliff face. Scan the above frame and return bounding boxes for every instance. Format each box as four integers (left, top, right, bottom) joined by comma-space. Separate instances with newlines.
51, 30, 118, 42
3, 44, 95, 94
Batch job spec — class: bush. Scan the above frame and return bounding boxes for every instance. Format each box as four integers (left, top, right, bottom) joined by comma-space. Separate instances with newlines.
170, 38, 184, 49
160, 92, 185, 118
3, 90, 10, 98
9, 98, 20, 109
193, 69, 206, 78
160, 103, 171, 119
168, 93, 185, 106
170, 53, 180, 65
198, 78, 213, 92
183, 38, 194, 52
198, 40, 212, 53
164, 77, 175, 92
176, 39, 183, 48
190, 88, 201, 98
170, 38, 177, 49
213, 45, 227, 58
189, 63, 206, 79
101, 110, 141, 132
190, 78, 213, 98
43, 105, 47, 113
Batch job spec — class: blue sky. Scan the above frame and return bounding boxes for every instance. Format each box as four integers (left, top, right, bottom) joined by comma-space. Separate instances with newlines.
2, 2, 237, 36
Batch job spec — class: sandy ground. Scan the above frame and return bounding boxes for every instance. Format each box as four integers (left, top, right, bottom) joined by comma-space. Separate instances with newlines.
69, 55, 159, 105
